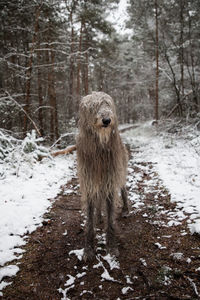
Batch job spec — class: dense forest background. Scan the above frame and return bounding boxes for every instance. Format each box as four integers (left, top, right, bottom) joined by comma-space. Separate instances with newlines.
0, 0, 199, 142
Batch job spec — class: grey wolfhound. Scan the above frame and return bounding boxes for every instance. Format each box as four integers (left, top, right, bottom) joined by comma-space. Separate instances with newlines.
76, 91, 129, 261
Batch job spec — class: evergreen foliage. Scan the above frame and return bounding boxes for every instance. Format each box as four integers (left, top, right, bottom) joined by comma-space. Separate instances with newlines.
0, 0, 199, 141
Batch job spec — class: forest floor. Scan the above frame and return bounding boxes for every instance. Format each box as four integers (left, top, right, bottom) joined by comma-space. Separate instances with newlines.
1, 145, 200, 300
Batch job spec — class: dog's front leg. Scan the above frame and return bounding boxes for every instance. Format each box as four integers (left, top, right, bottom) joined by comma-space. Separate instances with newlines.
106, 193, 119, 256
84, 200, 95, 261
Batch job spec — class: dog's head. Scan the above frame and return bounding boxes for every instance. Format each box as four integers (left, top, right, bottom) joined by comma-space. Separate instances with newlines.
79, 92, 117, 144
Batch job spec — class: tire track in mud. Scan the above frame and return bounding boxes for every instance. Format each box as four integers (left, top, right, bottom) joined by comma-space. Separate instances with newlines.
1, 150, 200, 300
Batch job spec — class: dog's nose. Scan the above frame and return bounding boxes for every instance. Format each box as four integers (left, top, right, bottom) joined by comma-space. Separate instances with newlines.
102, 118, 111, 126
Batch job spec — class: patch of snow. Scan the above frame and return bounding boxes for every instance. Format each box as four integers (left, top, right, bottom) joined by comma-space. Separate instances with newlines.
123, 121, 200, 234
69, 248, 84, 261
102, 253, 120, 270
140, 258, 147, 267
167, 210, 187, 221
125, 275, 133, 284
155, 242, 167, 250
186, 258, 192, 264
132, 202, 144, 209
0, 282, 12, 296
93, 261, 102, 269
58, 275, 75, 300
76, 272, 86, 279
142, 213, 148, 217
187, 277, 200, 297
121, 286, 133, 294
163, 275, 172, 286
0, 265, 19, 282
170, 252, 184, 260
0, 149, 75, 293
59, 270, 87, 299
58, 284, 74, 300
64, 274, 75, 287
180, 231, 187, 236
167, 220, 181, 226
188, 221, 200, 235
80, 219, 86, 228
63, 189, 74, 195
95, 255, 119, 283
0, 265, 19, 295
80, 290, 93, 296
101, 267, 117, 282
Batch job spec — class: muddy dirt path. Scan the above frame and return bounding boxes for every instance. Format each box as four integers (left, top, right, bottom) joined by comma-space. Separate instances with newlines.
1, 150, 200, 300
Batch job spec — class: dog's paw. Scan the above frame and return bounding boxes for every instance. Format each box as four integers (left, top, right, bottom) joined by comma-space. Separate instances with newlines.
83, 246, 95, 262
107, 246, 119, 257
121, 209, 130, 218
121, 206, 130, 218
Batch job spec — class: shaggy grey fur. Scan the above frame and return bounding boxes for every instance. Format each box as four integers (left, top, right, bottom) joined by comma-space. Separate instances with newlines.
76, 91, 129, 261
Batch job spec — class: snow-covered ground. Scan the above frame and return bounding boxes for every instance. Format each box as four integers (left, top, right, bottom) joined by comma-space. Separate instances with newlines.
122, 121, 200, 235
0, 133, 75, 294
0, 121, 200, 295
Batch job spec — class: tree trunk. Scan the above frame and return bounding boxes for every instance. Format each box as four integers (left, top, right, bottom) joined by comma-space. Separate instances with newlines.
46, 46, 58, 141
187, 13, 199, 112
179, 0, 184, 101
76, 21, 83, 107
83, 23, 89, 95
69, 10, 75, 115
50, 49, 59, 141
24, 5, 41, 135
37, 41, 44, 136
155, 0, 159, 123
47, 46, 59, 142
164, 50, 183, 115
84, 49, 89, 95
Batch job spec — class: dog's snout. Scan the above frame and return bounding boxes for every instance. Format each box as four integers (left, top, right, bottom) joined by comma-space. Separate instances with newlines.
102, 118, 111, 126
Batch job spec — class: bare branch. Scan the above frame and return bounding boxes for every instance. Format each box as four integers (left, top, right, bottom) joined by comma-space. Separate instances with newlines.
4, 91, 41, 136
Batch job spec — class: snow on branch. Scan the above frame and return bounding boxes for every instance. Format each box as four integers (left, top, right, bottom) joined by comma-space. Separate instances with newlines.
3, 91, 41, 136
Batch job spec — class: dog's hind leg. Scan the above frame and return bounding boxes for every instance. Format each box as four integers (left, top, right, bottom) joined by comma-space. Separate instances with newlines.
106, 193, 119, 257
121, 186, 129, 217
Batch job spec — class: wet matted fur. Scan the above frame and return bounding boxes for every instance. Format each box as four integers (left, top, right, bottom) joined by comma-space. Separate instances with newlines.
76, 91, 129, 261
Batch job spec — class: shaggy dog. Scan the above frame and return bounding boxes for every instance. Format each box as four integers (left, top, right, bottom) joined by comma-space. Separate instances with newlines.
76, 91, 129, 261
